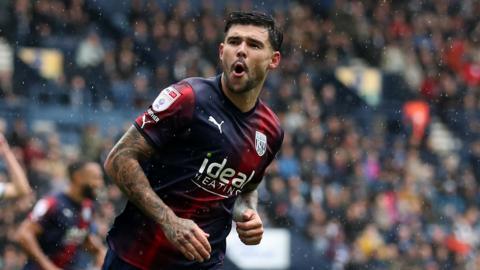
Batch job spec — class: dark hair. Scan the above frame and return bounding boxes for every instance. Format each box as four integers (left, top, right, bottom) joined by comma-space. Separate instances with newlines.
68, 160, 89, 180
224, 11, 283, 51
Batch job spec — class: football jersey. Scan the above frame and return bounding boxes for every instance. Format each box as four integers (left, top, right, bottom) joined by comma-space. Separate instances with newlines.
23, 193, 94, 270
107, 75, 284, 270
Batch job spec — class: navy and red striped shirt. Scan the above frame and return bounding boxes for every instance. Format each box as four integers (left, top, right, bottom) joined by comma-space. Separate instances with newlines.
107, 75, 284, 269
23, 193, 94, 270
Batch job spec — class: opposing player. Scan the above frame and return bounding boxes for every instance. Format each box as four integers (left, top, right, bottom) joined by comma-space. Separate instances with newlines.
0, 133, 31, 201
103, 11, 284, 269
16, 160, 106, 270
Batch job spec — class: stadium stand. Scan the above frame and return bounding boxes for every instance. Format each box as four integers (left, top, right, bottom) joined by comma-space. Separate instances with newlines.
1, 0, 480, 269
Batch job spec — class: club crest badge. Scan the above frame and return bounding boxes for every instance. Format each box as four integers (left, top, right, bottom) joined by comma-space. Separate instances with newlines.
255, 131, 267, 157
82, 207, 92, 221
152, 86, 181, 112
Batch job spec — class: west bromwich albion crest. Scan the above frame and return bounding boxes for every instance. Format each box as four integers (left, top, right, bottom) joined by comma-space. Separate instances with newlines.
255, 131, 267, 156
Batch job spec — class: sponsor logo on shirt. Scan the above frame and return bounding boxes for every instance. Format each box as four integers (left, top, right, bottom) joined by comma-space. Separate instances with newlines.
63, 227, 89, 245
191, 157, 255, 198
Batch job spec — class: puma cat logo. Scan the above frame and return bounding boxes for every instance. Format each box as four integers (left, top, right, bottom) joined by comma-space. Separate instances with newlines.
208, 116, 224, 134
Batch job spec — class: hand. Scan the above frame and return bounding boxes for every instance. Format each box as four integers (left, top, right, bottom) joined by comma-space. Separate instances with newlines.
235, 209, 263, 245
161, 214, 211, 262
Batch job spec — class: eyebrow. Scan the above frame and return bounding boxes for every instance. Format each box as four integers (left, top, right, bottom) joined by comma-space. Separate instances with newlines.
226, 35, 265, 47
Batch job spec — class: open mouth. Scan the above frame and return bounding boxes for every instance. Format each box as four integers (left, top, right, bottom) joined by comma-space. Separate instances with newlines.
232, 61, 247, 77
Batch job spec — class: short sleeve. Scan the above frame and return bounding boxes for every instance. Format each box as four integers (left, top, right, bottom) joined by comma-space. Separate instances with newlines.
29, 197, 58, 229
134, 81, 195, 148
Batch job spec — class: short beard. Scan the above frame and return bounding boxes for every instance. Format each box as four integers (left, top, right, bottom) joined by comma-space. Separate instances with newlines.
224, 74, 258, 94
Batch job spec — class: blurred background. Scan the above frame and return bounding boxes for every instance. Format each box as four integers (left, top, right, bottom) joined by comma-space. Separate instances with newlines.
1, 0, 480, 269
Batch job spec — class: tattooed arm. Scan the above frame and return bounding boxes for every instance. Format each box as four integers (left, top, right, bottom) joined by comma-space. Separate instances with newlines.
233, 190, 258, 221
104, 126, 211, 262
104, 126, 170, 225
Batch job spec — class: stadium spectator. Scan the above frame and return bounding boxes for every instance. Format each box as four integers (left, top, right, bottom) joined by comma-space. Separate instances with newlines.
2, 0, 480, 269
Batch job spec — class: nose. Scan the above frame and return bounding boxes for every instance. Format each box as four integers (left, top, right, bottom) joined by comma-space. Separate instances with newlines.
236, 41, 247, 58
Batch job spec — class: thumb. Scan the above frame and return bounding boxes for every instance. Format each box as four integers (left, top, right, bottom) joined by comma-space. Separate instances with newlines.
242, 209, 256, 221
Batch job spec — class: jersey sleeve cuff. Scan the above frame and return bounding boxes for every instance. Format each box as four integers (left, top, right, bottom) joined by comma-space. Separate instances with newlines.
133, 121, 161, 150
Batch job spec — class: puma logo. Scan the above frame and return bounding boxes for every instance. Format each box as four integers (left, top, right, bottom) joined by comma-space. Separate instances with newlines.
141, 114, 155, 129
208, 116, 224, 134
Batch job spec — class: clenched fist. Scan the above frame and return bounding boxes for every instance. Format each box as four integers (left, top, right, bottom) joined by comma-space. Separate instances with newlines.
235, 209, 263, 245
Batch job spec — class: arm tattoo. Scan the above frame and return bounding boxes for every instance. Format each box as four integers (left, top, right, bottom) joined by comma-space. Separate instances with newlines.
233, 190, 258, 221
239, 190, 258, 210
105, 126, 173, 225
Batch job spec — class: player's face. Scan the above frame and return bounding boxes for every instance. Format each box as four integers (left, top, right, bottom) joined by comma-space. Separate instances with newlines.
219, 24, 280, 94
79, 163, 104, 199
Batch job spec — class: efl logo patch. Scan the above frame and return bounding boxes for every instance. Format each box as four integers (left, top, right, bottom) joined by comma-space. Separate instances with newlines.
255, 131, 267, 156
152, 86, 181, 112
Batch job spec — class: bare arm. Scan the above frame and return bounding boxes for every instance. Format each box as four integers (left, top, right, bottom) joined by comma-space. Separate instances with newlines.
104, 126, 211, 262
234, 190, 264, 245
83, 234, 106, 268
15, 220, 61, 270
233, 190, 258, 222
0, 133, 31, 199
104, 126, 175, 225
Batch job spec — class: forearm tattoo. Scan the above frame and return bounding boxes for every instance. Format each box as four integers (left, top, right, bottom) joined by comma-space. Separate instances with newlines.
233, 190, 258, 221
239, 190, 258, 211
107, 126, 172, 224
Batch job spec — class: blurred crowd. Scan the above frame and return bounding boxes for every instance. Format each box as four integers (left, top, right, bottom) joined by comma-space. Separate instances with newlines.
1, 0, 480, 269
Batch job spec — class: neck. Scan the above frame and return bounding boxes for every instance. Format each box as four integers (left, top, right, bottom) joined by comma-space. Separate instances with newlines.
66, 186, 84, 204
220, 74, 264, 112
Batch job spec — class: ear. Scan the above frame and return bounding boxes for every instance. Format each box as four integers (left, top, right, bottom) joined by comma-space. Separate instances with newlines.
219, 43, 224, 61
268, 51, 281, 70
